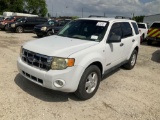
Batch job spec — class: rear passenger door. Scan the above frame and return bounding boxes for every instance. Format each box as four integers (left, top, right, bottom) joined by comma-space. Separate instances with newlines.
25, 18, 36, 31
120, 22, 135, 60
36, 18, 47, 25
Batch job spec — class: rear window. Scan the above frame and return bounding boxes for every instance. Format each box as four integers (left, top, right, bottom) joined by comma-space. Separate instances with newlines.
138, 24, 146, 29
150, 23, 160, 28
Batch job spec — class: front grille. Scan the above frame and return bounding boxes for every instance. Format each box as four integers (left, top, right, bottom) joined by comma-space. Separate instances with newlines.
22, 71, 43, 84
22, 49, 53, 71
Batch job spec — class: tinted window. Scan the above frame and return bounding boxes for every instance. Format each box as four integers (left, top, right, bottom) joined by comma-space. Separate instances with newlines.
131, 22, 139, 35
36, 18, 47, 22
138, 24, 146, 29
108, 23, 122, 40
121, 22, 133, 37
27, 18, 36, 22
150, 23, 160, 28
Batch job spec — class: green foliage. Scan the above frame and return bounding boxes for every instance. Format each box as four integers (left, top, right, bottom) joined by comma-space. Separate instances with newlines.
132, 16, 145, 23
0, 0, 48, 17
24, 0, 47, 17
72, 16, 79, 20
0, 0, 24, 14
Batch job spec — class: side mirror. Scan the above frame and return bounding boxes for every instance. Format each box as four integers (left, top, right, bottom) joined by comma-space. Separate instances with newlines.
108, 34, 121, 43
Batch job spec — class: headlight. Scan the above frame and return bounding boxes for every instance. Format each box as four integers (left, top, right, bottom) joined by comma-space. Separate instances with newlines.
51, 57, 75, 70
41, 27, 47, 31
11, 24, 16, 28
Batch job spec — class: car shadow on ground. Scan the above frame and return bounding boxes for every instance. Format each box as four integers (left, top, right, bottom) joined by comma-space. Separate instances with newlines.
14, 74, 80, 102
151, 50, 160, 63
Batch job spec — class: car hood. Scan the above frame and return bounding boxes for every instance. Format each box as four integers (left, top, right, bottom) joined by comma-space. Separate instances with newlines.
23, 35, 99, 57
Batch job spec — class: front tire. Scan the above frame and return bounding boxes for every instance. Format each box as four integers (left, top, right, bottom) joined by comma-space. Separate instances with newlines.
75, 65, 101, 100
123, 50, 138, 70
47, 31, 53, 36
37, 34, 43, 38
16, 26, 23, 33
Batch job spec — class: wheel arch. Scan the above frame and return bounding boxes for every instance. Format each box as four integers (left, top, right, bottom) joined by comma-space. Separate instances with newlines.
88, 61, 103, 77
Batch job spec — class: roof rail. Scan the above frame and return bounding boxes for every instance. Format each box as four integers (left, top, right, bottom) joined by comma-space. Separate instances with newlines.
115, 16, 131, 20
88, 15, 107, 18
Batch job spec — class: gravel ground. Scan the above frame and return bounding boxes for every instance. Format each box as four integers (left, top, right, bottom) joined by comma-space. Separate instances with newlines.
0, 30, 160, 120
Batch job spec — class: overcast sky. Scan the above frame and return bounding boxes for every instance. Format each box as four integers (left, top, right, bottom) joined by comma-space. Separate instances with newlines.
46, 0, 160, 17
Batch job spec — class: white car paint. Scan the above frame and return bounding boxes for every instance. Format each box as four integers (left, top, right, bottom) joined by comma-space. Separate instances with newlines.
138, 23, 148, 39
17, 18, 140, 93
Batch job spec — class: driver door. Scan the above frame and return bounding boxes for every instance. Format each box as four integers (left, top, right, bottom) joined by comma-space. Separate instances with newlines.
104, 22, 125, 70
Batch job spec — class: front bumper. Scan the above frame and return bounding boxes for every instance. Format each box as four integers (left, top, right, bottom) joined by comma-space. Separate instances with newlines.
0, 24, 5, 29
33, 28, 47, 35
17, 57, 85, 92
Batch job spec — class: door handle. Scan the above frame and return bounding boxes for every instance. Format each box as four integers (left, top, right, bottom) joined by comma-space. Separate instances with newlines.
120, 43, 124, 47
132, 39, 135, 42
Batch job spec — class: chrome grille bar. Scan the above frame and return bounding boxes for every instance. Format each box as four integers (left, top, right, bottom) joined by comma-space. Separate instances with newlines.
22, 49, 53, 71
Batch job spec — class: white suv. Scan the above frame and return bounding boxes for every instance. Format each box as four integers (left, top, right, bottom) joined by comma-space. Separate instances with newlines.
17, 18, 140, 100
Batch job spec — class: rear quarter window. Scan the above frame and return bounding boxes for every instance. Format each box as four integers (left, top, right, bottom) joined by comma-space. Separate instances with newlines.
131, 22, 139, 35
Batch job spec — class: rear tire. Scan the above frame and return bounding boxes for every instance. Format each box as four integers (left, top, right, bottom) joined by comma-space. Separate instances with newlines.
16, 26, 23, 33
141, 34, 145, 43
75, 65, 101, 100
123, 50, 138, 70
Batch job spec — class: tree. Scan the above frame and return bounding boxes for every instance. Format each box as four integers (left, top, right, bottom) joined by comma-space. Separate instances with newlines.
0, 0, 48, 17
132, 16, 145, 23
0, 0, 24, 14
24, 0, 48, 17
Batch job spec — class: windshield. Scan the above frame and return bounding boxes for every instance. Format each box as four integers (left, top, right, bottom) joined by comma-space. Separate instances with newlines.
58, 20, 108, 41
150, 23, 160, 28
45, 20, 55, 25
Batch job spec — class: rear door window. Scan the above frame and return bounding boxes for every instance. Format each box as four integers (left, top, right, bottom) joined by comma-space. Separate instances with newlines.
27, 18, 36, 22
121, 22, 133, 37
36, 18, 47, 22
131, 22, 139, 35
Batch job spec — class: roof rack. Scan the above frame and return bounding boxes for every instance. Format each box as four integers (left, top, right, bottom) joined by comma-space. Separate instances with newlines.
88, 15, 107, 18
115, 16, 131, 20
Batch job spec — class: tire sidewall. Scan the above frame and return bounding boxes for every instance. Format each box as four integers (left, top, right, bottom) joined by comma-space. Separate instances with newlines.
47, 31, 53, 36
16, 26, 23, 33
129, 50, 138, 69
75, 65, 101, 100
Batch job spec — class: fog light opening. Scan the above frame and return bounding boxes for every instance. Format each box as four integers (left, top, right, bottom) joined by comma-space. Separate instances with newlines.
54, 79, 65, 88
